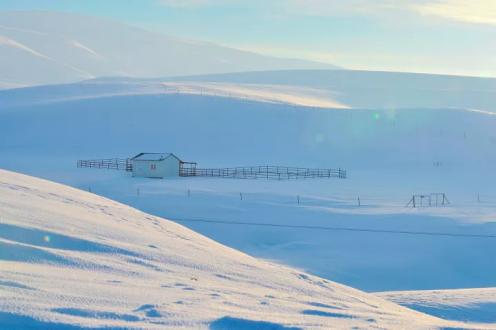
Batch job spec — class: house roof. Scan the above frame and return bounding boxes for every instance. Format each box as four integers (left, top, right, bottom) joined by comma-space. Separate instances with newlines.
131, 153, 181, 162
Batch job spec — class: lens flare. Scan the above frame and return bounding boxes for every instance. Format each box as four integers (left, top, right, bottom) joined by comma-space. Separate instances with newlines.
315, 133, 325, 143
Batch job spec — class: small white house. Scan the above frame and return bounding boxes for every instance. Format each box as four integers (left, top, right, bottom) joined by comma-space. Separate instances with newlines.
130, 153, 182, 178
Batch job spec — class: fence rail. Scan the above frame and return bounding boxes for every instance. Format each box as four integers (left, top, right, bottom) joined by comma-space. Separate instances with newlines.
180, 165, 346, 180
77, 158, 132, 171
77, 159, 346, 180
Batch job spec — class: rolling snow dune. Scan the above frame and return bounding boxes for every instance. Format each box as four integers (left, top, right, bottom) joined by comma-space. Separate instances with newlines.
3, 68, 496, 113
0, 80, 349, 109
0, 11, 337, 88
0, 169, 466, 329
1, 87, 495, 171
163, 69, 496, 113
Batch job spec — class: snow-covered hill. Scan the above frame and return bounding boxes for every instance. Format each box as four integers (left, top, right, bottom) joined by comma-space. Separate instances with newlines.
166, 70, 496, 113
0, 79, 350, 109
1, 80, 495, 171
1, 82, 496, 297
0, 168, 467, 330
3, 69, 496, 113
0, 11, 336, 88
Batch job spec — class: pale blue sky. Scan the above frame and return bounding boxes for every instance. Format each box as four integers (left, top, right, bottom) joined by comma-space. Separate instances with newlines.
1, 0, 495, 77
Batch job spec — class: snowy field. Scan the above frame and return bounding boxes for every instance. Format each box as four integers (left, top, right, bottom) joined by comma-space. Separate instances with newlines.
0, 169, 474, 330
1, 75, 496, 325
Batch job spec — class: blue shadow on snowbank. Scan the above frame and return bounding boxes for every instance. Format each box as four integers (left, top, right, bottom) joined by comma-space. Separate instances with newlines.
0, 311, 129, 330
210, 316, 302, 330
52, 308, 141, 322
301, 309, 354, 319
404, 303, 496, 323
0, 223, 138, 257
0, 241, 78, 265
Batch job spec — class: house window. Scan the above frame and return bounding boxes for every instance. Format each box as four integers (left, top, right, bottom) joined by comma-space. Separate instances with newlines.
150, 164, 156, 170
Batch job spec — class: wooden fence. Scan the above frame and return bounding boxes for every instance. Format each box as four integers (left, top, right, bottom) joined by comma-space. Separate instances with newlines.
77, 159, 346, 180
77, 158, 132, 171
179, 165, 346, 180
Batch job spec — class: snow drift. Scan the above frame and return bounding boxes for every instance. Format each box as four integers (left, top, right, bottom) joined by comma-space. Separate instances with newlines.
0, 169, 470, 329
377, 288, 496, 324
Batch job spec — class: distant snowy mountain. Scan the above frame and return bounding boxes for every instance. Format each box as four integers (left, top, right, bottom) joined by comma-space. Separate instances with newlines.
0, 11, 337, 88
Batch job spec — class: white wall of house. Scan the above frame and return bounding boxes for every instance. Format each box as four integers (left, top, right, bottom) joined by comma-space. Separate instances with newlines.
132, 157, 180, 178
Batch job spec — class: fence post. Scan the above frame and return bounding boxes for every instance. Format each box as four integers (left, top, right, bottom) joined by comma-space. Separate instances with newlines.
358, 196, 361, 207
297, 195, 300, 204
240, 193, 243, 201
